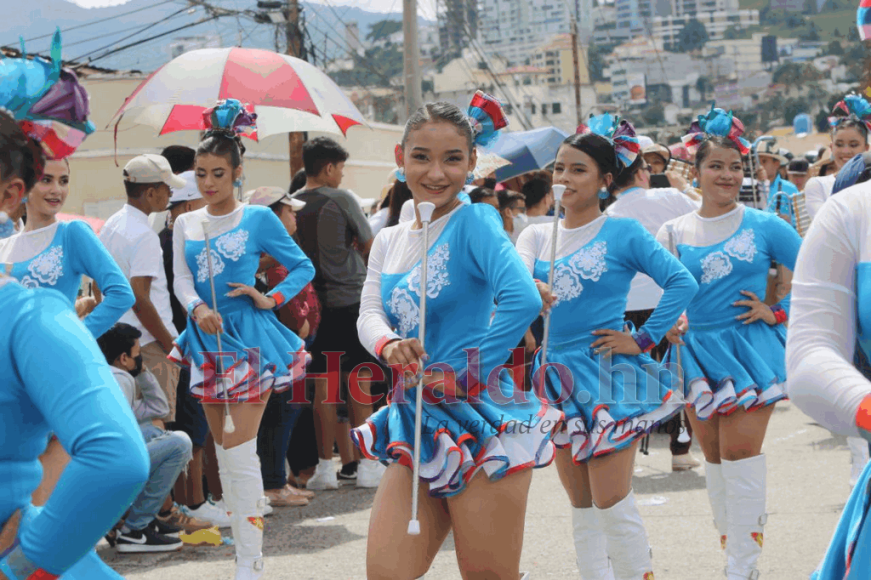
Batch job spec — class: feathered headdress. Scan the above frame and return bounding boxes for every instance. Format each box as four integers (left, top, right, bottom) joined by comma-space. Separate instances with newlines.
829, 93, 871, 133
202, 99, 257, 138
466, 90, 508, 147
682, 104, 749, 155
581, 113, 641, 169
0, 29, 95, 160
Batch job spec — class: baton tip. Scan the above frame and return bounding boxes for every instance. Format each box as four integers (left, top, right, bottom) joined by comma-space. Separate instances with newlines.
407, 520, 421, 535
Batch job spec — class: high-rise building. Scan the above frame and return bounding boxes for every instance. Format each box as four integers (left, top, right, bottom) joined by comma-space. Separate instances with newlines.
614, 0, 671, 40
477, 0, 594, 66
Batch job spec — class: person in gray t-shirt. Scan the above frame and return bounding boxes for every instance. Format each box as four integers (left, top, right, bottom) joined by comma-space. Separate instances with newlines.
292, 137, 384, 489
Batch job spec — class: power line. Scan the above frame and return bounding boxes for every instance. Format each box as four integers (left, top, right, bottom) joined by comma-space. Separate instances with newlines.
18, 0, 179, 44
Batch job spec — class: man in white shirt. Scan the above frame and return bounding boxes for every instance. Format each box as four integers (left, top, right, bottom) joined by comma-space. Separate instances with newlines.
100, 154, 184, 424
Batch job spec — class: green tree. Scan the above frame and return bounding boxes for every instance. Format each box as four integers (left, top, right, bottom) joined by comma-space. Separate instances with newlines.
585, 43, 609, 82
641, 102, 666, 126
772, 62, 804, 86
676, 19, 709, 52
366, 19, 403, 43
825, 40, 844, 55
849, 25, 860, 42
800, 22, 820, 41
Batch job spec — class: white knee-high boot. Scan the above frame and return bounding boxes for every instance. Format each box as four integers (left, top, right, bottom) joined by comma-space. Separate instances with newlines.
722, 455, 766, 580
572, 507, 615, 579
215, 445, 240, 546
705, 461, 728, 550
224, 439, 265, 580
597, 491, 653, 580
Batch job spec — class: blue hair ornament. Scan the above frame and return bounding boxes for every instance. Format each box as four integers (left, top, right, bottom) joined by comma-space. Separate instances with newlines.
466, 90, 508, 148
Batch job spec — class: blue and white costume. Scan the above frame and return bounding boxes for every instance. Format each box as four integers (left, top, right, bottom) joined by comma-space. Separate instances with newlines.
170, 204, 315, 401
352, 203, 562, 497
0, 278, 149, 579
0, 220, 134, 338
516, 216, 697, 463
787, 183, 871, 579
657, 205, 802, 419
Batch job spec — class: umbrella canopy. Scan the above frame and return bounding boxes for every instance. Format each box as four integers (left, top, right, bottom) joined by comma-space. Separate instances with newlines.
487, 127, 570, 182
110, 47, 367, 140
57, 213, 105, 233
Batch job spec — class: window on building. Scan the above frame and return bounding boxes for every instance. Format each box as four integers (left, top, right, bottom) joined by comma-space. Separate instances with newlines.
542, 104, 548, 115
552, 102, 562, 114
530, 103, 537, 114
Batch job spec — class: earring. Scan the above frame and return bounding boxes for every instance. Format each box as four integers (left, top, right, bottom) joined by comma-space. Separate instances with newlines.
233, 178, 243, 188
395, 168, 406, 183
598, 188, 610, 200
466, 171, 475, 185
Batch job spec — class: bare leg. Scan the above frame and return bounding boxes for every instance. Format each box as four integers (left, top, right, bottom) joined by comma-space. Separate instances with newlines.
204, 433, 222, 501
687, 407, 722, 464
554, 447, 593, 508
719, 405, 775, 461
336, 421, 356, 466
366, 464, 452, 579
448, 469, 533, 580
202, 394, 271, 450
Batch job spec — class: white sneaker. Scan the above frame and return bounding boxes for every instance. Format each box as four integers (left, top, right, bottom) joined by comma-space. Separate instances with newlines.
357, 459, 386, 489
306, 459, 339, 490
186, 500, 232, 529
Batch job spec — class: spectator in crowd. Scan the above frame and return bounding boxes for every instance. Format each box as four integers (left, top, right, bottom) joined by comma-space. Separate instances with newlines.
468, 185, 499, 208
369, 179, 412, 236
289, 168, 307, 195
642, 143, 671, 174
787, 158, 810, 191
101, 155, 205, 531
157, 147, 229, 529
291, 137, 382, 489
497, 189, 526, 243
247, 186, 318, 506
97, 323, 192, 553
517, 177, 555, 238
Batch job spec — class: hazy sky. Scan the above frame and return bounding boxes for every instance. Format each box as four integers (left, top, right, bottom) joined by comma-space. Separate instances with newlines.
65, 0, 404, 13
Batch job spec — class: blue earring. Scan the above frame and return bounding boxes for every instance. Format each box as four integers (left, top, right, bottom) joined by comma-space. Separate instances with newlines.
465, 171, 475, 185
598, 189, 610, 200
0, 212, 14, 240
234, 178, 243, 188
395, 168, 406, 183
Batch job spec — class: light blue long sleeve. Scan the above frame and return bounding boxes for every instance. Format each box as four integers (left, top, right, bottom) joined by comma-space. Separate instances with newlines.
761, 211, 802, 315
255, 208, 315, 308
1, 285, 148, 576
624, 220, 699, 343
66, 220, 135, 338
461, 204, 542, 388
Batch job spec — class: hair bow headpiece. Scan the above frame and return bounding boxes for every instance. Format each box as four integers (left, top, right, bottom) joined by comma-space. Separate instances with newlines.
682, 104, 749, 155
466, 91, 508, 147
0, 29, 95, 159
828, 93, 871, 133
582, 113, 640, 169
203, 99, 257, 138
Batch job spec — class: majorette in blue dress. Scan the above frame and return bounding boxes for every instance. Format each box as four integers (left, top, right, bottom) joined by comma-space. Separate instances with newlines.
657, 205, 802, 419
170, 204, 315, 402
0, 220, 134, 338
352, 203, 563, 498
0, 277, 148, 579
516, 215, 698, 463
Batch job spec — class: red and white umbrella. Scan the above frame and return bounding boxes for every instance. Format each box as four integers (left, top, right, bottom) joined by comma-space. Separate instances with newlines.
110, 47, 367, 140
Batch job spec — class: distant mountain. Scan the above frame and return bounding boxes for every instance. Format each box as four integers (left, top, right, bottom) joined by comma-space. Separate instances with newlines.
5, 0, 432, 72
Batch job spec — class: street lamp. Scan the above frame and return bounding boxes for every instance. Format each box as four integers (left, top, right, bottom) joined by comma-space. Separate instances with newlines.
257, 0, 287, 23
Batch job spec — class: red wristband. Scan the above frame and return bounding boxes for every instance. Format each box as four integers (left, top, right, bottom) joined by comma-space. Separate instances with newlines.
770, 304, 787, 325
375, 336, 396, 361
857, 394, 871, 435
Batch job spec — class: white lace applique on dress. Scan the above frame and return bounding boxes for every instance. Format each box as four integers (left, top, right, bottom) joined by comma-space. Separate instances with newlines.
214, 230, 249, 262
701, 251, 733, 284
28, 246, 64, 286
196, 247, 225, 283
407, 243, 451, 299
569, 241, 608, 281
551, 264, 583, 306
387, 287, 420, 338
723, 229, 757, 263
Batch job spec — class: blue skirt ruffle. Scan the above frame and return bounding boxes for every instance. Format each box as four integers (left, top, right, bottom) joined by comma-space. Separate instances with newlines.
532, 333, 682, 463
351, 373, 562, 498
664, 320, 787, 420
170, 304, 309, 403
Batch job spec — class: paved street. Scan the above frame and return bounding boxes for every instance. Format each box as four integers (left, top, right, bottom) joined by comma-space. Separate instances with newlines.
107, 400, 851, 579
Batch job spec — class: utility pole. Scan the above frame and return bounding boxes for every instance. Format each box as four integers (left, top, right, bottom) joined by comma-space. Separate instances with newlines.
571, 18, 583, 127
402, 0, 423, 120
285, 0, 305, 179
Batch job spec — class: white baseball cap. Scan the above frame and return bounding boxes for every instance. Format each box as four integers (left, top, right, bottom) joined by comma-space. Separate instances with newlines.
245, 186, 306, 210
124, 154, 186, 189
168, 171, 202, 205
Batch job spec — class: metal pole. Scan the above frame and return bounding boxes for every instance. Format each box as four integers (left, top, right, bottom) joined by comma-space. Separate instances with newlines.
403, 0, 423, 120
286, 0, 305, 179
571, 18, 583, 127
